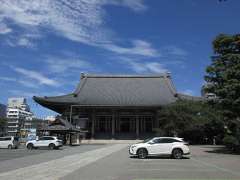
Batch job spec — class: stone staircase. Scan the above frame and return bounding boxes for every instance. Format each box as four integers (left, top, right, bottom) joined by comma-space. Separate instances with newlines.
81, 139, 142, 144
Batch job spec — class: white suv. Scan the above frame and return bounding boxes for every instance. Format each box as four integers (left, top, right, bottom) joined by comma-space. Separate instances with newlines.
129, 137, 190, 159
26, 136, 63, 150
0, 136, 19, 149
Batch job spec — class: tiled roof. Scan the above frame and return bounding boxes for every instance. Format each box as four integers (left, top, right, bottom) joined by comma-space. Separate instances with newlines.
33, 74, 178, 113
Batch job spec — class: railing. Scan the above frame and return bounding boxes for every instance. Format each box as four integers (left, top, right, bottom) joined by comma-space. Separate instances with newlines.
8, 120, 19, 123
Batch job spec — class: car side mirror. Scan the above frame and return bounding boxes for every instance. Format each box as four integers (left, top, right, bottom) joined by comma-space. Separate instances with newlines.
148, 142, 154, 145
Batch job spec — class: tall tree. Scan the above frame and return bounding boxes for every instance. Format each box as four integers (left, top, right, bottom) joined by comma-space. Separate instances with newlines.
205, 34, 240, 119
205, 34, 240, 144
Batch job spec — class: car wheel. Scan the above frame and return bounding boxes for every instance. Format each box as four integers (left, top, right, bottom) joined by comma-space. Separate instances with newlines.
48, 143, 55, 150
27, 143, 34, 150
137, 148, 148, 159
172, 148, 183, 159
8, 145, 13, 149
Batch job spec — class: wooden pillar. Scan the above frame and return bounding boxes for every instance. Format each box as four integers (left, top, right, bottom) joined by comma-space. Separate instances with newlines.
69, 133, 72, 145
112, 110, 115, 139
156, 109, 161, 128
136, 113, 139, 139
91, 109, 95, 139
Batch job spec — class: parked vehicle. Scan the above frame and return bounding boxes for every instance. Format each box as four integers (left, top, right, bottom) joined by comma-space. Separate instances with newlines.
26, 136, 63, 150
129, 137, 190, 159
0, 136, 19, 149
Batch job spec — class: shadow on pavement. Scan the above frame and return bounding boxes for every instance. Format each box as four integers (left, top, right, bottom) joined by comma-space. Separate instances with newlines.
129, 156, 190, 160
204, 146, 240, 155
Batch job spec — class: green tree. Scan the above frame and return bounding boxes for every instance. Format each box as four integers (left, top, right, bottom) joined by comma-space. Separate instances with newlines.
205, 34, 240, 149
0, 117, 7, 136
205, 34, 240, 118
156, 100, 224, 144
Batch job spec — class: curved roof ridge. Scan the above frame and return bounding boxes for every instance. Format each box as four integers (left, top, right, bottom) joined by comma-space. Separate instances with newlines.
82, 73, 169, 78
73, 76, 88, 95
33, 93, 74, 100
163, 76, 177, 96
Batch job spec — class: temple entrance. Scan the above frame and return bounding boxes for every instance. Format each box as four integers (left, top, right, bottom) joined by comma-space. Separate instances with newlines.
95, 115, 112, 133
120, 116, 136, 132
139, 116, 153, 133
86, 110, 156, 139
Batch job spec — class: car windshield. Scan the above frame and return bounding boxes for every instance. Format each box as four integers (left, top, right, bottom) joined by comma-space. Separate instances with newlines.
142, 138, 152, 143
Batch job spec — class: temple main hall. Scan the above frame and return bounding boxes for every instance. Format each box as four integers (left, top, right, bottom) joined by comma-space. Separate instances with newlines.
33, 73, 200, 139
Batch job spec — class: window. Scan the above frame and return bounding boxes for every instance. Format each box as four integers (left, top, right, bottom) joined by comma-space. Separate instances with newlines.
161, 138, 175, 143
41, 137, 54, 140
5, 137, 11, 141
0, 137, 11, 141
38, 137, 45, 141
171, 139, 182, 142
152, 138, 180, 144
152, 138, 163, 143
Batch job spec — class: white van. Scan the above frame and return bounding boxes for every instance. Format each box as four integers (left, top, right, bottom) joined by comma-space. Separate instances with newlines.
0, 136, 19, 149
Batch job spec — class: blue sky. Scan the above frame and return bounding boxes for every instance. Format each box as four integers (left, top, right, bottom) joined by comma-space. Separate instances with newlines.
0, 0, 239, 118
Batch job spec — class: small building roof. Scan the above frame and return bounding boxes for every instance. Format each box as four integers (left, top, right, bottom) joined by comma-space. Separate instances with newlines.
38, 116, 82, 132
33, 74, 179, 113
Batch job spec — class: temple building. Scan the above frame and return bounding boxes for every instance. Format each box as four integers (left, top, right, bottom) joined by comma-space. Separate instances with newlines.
33, 73, 200, 139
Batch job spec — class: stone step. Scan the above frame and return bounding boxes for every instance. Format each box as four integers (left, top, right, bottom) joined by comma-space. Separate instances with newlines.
81, 139, 142, 144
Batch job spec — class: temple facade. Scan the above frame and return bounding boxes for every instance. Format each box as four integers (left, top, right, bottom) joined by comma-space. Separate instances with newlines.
33, 73, 201, 139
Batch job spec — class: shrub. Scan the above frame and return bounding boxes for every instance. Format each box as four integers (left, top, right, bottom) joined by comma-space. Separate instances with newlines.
223, 135, 239, 150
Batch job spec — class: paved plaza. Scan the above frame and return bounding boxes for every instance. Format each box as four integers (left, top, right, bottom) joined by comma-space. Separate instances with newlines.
0, 144, 239, 180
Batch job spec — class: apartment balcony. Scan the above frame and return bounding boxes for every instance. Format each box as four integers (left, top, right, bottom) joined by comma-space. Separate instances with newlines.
7, 130, 18, 133
8, 120, 19, 123
7, 125, 19, 128
7, 116, 20, 119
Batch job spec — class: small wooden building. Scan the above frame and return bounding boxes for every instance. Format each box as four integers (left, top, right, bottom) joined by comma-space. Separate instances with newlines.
38, 116, 84, 144
33, 74, 200, 139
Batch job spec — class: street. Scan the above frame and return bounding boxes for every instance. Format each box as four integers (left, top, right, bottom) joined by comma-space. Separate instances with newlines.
0, 144, 239, 180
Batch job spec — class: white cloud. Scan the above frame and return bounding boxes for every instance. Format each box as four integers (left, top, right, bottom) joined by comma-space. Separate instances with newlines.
181, 89, 194, 96
17, 37, 33, 47
164, 46, 188, 56
105, 0, 147, 12
45, 58, 92, 73
8, 89, 65, 98
12, 67, 59, 86
8, 89, 37, 98
0, 76, 39, 88
126, 60, 168, 74
104, 40, 159, 57
18, 79, 39, 88
0, 76, 38, 88
0, 76, 16, 82
0, 22, 12, 34
0, 0, 155, 57
121, 0, 147, 12
4, 31, 41, 47
145, 62, 168, 73
0, 0, 104, 44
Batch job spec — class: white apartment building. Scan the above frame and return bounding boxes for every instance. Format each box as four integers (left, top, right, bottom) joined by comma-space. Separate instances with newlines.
7, 98, 33, 136
201, 84, 217, 100
8, 97, 30, 111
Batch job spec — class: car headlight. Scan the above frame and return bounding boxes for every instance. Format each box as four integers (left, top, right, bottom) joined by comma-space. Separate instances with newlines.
131, 145, 137, 149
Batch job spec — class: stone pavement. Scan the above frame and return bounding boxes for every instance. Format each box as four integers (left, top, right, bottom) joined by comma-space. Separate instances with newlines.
0, 144, 127, 180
